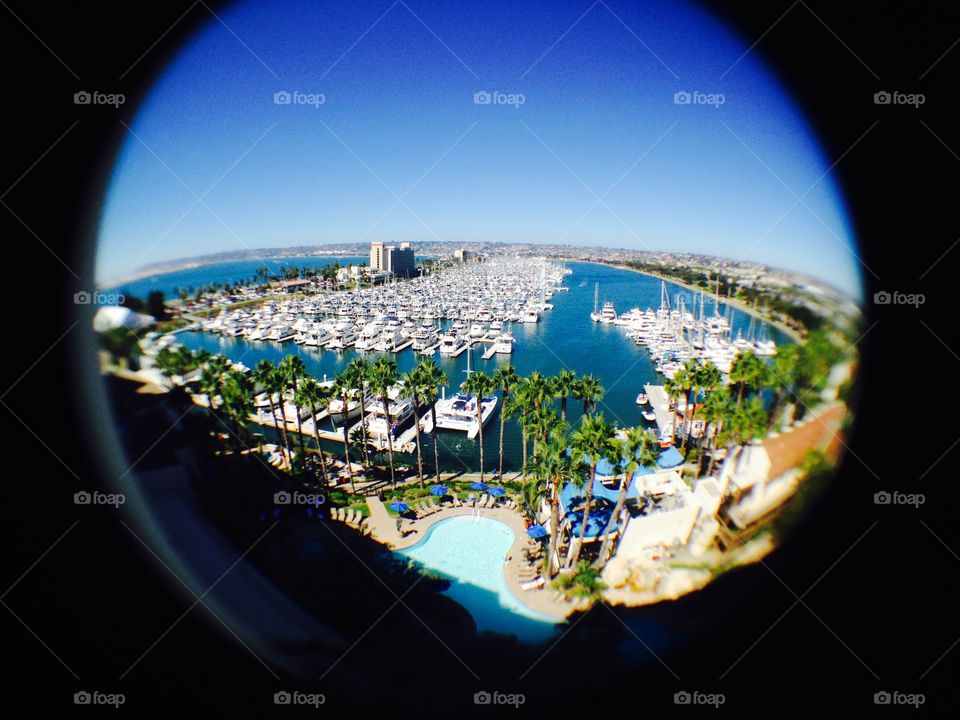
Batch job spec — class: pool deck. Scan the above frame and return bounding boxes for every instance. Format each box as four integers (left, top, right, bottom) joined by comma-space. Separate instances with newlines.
364, 497, 577, 620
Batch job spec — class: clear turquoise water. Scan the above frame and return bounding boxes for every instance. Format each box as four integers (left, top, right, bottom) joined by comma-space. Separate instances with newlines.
397, 516, 560, 643
169, 261, 791, 471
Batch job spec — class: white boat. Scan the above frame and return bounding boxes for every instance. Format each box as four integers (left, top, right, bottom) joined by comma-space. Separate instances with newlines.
267, 324, 296, 342
433, 391, 499, 439
327, 324, 357, 349
439, 331, 465, 355
642, 409, 656, 422
493, 332, 514, 354
364, 386, 415, 438
635, 392, 648, 405
520, 309, 539, 323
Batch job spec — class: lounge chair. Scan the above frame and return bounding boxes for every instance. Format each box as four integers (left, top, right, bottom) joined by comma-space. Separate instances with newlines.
520, 577, 545, 591
336, 508, 346, 521
452, 495, 462, 507
344, 509, 354, 524
467, 494, 475, 506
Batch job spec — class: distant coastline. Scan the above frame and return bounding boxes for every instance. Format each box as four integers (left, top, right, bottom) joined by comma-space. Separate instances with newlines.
98, 251, 364, 289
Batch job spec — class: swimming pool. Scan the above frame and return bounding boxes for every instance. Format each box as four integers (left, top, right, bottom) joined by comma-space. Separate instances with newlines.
397, 516, 561, 643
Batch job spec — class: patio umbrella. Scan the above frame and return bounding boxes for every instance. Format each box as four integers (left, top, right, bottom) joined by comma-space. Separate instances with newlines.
488, 487, 506, 497
429, 485, 448, 496
526, 524, 548, 539
389, 501, 410, 513
469, 482, 488, 491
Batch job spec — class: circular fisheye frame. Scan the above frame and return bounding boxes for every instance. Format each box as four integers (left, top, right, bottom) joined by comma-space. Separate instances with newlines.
87, 0, 863, 693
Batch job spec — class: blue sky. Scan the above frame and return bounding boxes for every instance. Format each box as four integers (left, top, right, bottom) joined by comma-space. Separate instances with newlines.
97, 0, 863, 296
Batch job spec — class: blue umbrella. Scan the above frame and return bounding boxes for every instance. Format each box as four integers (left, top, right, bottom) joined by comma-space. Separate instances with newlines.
389, 501, 410, 513
429, 485, 448, 496
527, 524, 548, 538
488, 486, 506, 497
469, 482, 488, 491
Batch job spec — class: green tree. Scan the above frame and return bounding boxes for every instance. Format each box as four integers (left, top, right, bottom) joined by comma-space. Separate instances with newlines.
551, 369, 578, 424
417, 358, 447, 483
568, 413, 617, 566
595, 427, 660, 568
368, 357, 399, 487
463, 370, 496, 483
492, 364, 520, 479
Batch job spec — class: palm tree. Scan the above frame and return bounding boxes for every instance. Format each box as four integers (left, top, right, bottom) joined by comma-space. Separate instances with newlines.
574, 374, 605, 419
332, 375, 355, 490
280, 355, 308, 463
663, 375, 682, 445
595, 427, 660, 568
400, 367, 429, 488
199, 354, 231, 412
729, 349, 765, 405
346, 357, 372, 467
766, 344, 800, 429
530, 431, 577, 578
700, 387, 735, 478
684, 361, 722, 455
674, 358, 700, 453
551, 369, 578, 423
527, 405, 560, 463
253, 360, 292, 465
726, 395, 768, 478
296, 377, 331, 489
219, 369, 254, 450
417, 358, 447, 483
463, 370, 496, 483
492, 364, 519, 479
368, 356, 399, 487
505, 381, 531, 480
568, 413, 617, 566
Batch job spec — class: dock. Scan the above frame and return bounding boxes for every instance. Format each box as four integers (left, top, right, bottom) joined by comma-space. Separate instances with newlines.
643, 383, 677, 434
481, 344, 497, 360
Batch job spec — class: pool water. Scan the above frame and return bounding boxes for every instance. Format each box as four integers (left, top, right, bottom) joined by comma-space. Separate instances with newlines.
397, 516, 561, 643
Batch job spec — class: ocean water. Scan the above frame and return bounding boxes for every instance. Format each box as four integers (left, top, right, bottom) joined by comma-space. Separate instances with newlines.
104, 256, 368, 299
169, 261, 790, 472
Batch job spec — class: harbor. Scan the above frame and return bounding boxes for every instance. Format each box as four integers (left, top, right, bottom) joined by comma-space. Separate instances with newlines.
144, 261, 792, 471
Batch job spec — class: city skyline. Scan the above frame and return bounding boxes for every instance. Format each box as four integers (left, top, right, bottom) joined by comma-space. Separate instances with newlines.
96, 0, 864, 296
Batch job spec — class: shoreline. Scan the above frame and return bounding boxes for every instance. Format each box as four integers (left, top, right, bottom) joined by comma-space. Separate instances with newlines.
591, 261, 804, 343
98, 253, 365, 290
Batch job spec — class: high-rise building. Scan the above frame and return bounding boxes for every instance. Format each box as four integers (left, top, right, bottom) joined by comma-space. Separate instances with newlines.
369, 241, 416, 278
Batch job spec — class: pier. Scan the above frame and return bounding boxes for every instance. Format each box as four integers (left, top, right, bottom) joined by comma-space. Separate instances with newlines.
643, 383, 676, 434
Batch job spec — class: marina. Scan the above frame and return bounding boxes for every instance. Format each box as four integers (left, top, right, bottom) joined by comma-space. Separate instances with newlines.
144, 261, 791, 471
